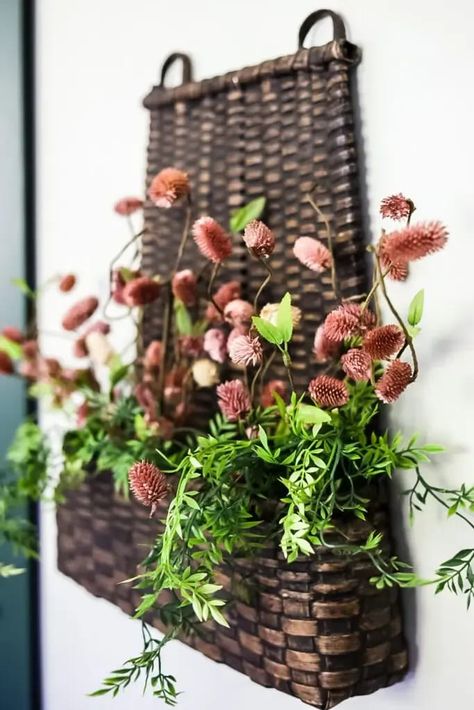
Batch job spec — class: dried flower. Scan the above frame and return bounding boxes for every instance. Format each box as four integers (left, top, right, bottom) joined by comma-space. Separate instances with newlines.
192, 217, 232, 264
76, 401, 89, 428
260, 302, 302, 328
379, 193, 414, 221
1, 326, 23, 343
383, 221, 448, 263
206, 281, 241, 322
179, 335, 203, 358
203, 328, 227, 363
135, 382, 157, 415
191, 358, 220, 387
308, 375, 349, 408
41, 357, 61, 379
0, 352, 14, 375
217, 380, 251, 421
59, 274, 76, 292
128, 460, 170, 516
226, 326, 247, 353
341, 348, 372, 381
22, 339, 38, 359
111, 268, 141, 304
323, 303, 375, 343
85, 321, 111, 337
114, 196, 144, 216
228, 334, 263, 367
363, 325, 405, 360
224, 299, 254, 327
85, 331, 115, 365
123, 277, 160, 307
243, 220, 275, 258
375, 360, 412, 403
313, 325, 339, 363
293, 236, 332, 273
144, 340, 162, 370
148, 168, 189, 208
73, 337, 88, 359
62, 296, 99, 331
19, 360, 38, 380
172, 269, 197, 306
261, 379, 286, 408
379, 236, 409, 282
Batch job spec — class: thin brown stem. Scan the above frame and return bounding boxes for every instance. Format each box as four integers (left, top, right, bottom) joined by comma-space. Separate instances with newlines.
108, 229, 145, 291
305, 193, 340, 301
207, 263, 223, 316
253, 258, 272, 313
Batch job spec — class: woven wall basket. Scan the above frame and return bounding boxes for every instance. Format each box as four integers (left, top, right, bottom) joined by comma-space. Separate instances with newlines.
57, 9, 408, 708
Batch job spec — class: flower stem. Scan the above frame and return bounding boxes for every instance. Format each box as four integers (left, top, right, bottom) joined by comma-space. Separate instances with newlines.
207, 263, 223, 316
253, 258, 272, 313
305, 193, 340, 301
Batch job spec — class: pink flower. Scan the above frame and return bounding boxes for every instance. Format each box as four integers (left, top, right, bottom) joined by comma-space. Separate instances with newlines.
203, 328, 227, 363
1, 326, 23, 343
206, 281, 242, 322
308, 375, 349, 408
224, 299, 254, 327
363, 325, 405, 360
179, 335, 203, 358
379, 194, 414, 221
193, 217, 233, 264
114, 196, 144, 216
76, 401, 89, 428
73, 337, 88, 358
375, 360, 412, 403
128, 460, 170, 516
379, 236, 409, 282
22, 340, 38, 359
148, 168, 189, 208
261, 380, 286, 408
84, 321, 111, 337
123, 277, 160, 306
227, 326, 248, 353
58, 274, 76, 292
144, 341, 162, 370
243, 220, 275, 258
217, 380, 251, 421
313, 325, 339, 364
111, 268, 141, 304
383, 222, 448, 263
62, 296, 99, 331
323, 303, 375, 343
293, 237, 332, 273
172, 269, 197, 306
341, 348, 372, 381
0, 352, 14, 375
228, 335, 263, 367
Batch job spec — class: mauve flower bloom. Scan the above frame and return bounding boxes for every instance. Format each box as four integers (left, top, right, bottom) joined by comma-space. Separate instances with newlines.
228, 334, 263, 367
22, 339, 38, 359
261, 379, 286, 408
207, 281, 241, 318
224, 299, 254, 326
323, 303, 375, 343
0, 352, 14, 375
383, 221, 448, 263
379, 236, 409, 282
293, 236, 332, 273
73, 337, 88, 358
164, 385, 182, 406
260, 302, 302, 328
363, 324, 405, 360
226, 326, 248, 353
1, 326, 23, 343
62, 296, 99, 331
144, 340, 162, 370
76, 401, 89, 428
85, 321, 110, 336
123, 277, 160, 307
41, 357, 61, 379
308, 375, 349, 408
341, 348, 372, 381
135, 382, 157, 414
379, 193, 414, 221
128, 460, 170, 516
172, 269, 197, 306
217, 379, 251, 421
192, 358, 220, 387
203, 328, 227, 363
59, 273, 76, 292
375, 360, 412, 404
313, 325, 339, 364
243, 220, 275, 258
179, 335, 203, 358
114, 196, 144, 216
85, 331, 115, 365
111, 268, 140, 304
193, 217, 233, 264
148, 168, 189, 208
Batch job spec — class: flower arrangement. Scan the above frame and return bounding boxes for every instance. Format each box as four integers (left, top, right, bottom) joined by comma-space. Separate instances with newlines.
1, 172, 473, 704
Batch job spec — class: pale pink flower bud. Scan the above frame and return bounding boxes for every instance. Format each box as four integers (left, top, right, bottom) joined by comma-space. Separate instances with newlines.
203, 328, 227, 363
224, 299, 254, 327
62, 296, 99, 331
293, 236, 332, 273
114, 196, 144, 216
228, 335, 263, 367
243, 220, 275, 258
192, 217, 232, 264
148, 168, 189, 209
217, 379, 251, 421
172, 269, 197, 306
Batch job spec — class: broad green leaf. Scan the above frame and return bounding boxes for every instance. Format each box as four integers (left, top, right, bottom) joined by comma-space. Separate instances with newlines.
0, 563, 25, 577
174, 300, 192, 336
252, 316, 283, 345
277, 292, 293, 344
229, 196, 266, 233
295, 403, 332, 425
110, 363, 129, 390
408, 289, 424, 326
406, 324, 421, 339
0, 335, 23, 359
11, 277, 35, 298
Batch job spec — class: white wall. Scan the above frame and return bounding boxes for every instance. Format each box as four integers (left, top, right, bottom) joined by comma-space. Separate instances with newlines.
37, 1, 474, 708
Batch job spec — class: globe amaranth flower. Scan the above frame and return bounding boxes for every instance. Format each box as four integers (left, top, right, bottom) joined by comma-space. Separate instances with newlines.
172, 269, 197, 306
128, 460, 170, 516
203, 328, 227, 363
383, 221, 448, 263
363, 324, 405, 360
192, 217, 233, 264
62, 296, 99, 331
148, 168, 189, 208
114, 196, 144, 216
217, 379, 251, 421
73, 337, 88, 359
206, 280, 241, 322
0, 352, 14, 375
379, 236, 409, 282
260, 302, 302, 328
340, 348, 372, 381
58, 273, 76, 292
1, 326, 24, 343
122, 277, 160, 307
293, 236, 332, 273
243, 220, 275, 258
224, 299, 254, 327
261, 379, 286, 408
228, 334, 263, 367
375, 360, 412, 403
22, 339, 38, 359
179, 335, 203, 358
379, 193, 414, 221
308, 375, 349, 408
323, 302, 375, 343
144, 340, 162, 370
192, 358, 220, 387
313, 325, 339, 364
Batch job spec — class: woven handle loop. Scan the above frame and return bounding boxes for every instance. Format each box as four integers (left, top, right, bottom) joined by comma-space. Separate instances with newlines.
159, 52, 193, 87
298, 9, 346, 48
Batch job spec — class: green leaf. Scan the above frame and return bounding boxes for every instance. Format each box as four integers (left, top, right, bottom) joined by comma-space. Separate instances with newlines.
229, 197, 266, 233
110, 363, 129, 390
11, 277, 35, 298
295, 403, 332, 426
406, 324, 421, 339
174, 300, 192, 336
408, 289, 424, 327
277, 292, 293, 344
0, 335, 23, 360
252, 316, 283, 345
0, 563, 25, 578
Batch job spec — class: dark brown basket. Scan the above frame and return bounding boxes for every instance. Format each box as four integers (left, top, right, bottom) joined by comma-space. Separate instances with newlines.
57, 472, 407, 709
